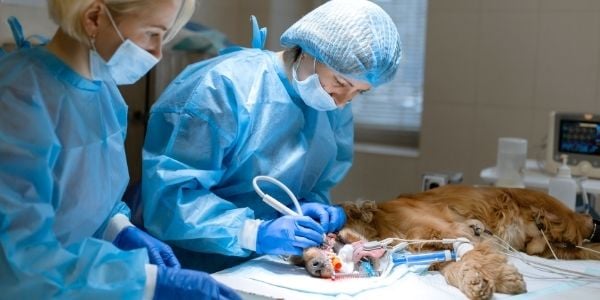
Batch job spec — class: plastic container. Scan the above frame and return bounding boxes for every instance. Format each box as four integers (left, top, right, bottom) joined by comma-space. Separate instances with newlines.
548, 155, 577, 211
495, 137, 527, 188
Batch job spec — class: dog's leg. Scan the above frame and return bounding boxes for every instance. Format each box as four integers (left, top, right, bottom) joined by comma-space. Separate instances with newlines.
337, 227, 367, 244
543, 242, 600, 260
491, 263, 526, 294
439, 242, 526, 299
577, 243, 600, 259
440, 259, 494, 300
487, 254, 526, 294
465, 219, 486, 237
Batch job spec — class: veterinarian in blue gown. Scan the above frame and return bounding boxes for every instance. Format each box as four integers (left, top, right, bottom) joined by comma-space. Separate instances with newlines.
0, 0, 240, 299
141, 0, 402, 272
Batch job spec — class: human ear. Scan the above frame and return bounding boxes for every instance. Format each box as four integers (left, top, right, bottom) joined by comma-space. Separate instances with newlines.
81, 1, 104, 39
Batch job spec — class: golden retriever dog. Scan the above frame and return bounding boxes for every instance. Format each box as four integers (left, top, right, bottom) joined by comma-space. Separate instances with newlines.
297, 185, 600, 300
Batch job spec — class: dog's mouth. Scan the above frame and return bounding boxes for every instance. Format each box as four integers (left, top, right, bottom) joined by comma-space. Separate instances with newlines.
303, 248, 335, 278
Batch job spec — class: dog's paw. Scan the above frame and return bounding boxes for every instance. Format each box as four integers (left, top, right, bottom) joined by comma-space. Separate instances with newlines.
466, 219, 486, 236
494, 264, 527, 294
459, 262, 494, 300
337, 227, 367, 244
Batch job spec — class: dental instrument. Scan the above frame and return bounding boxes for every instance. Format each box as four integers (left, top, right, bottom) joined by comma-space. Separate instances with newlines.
252, 175, 303, 217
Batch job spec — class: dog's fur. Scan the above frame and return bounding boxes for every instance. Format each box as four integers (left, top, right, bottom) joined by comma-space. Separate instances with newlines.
298, 185, 600, 300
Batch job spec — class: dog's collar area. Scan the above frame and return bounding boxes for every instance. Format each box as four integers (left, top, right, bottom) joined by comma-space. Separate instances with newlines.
588, 219, 600, 242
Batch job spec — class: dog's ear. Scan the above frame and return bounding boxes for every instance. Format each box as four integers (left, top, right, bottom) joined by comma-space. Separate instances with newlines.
288, 254, 306, 266
341, 202, 361, 220
342, 200, 377, 223
529, 206, 561, 223
360, 200, 378, 223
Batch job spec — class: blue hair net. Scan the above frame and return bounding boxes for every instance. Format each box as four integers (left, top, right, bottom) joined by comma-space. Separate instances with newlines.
280, 0, 402, 87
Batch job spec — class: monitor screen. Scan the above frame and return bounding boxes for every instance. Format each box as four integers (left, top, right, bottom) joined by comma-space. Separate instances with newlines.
558, 120, 600, 156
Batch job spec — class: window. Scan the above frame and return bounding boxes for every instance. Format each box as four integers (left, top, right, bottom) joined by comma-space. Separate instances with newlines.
351, 0, 427, 151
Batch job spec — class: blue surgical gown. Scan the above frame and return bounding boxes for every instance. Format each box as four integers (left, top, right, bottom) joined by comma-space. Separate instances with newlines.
142, 48, 353, 271
0, 47, 147, 298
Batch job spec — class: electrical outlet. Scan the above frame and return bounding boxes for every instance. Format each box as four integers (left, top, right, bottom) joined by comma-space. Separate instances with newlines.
421, 171, 463, 191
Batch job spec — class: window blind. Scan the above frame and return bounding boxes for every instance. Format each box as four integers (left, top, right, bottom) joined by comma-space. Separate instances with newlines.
352, 0, 428, 136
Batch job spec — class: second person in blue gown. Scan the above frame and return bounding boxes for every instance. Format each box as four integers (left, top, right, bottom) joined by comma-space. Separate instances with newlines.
141, 0, 403, 272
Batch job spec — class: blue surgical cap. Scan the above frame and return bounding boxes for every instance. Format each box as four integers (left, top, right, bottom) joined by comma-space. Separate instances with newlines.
280, 0, 402, 87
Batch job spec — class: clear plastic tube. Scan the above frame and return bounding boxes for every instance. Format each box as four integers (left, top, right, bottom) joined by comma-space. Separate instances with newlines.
392, 250, 456, 266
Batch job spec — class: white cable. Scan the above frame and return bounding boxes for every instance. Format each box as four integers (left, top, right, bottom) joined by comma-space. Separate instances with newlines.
539, 228, 559, 260
491, 233, 600, 282
576, 245, 600, 256
252, 176, 303, 216
379, 237, 473, 252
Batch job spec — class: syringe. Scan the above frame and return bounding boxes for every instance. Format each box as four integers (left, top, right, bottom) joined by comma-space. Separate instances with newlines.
392, 250, 456, 266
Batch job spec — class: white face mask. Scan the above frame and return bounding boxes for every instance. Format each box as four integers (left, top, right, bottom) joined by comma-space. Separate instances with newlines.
291, 55, 338, 111
90, 6, 159, 85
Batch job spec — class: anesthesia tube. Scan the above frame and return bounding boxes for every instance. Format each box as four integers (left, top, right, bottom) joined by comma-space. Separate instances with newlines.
392, 250, 456, 266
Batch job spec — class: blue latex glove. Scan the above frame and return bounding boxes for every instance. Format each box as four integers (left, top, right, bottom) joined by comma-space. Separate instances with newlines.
113, 226, 180, 268
154, 267, 241, 300
256, 215, 325, 256
300, 202, 347, 233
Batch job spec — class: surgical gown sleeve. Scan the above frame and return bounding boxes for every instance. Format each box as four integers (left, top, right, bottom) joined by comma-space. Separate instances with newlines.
94, 199, 133, 240
142, 70, 254, 257
0, 88, 148, 299
303, 107, 354, 205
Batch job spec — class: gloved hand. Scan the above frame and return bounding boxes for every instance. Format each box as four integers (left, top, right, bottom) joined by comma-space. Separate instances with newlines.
154, 267, 241, 300
300, 202, 346, 233
113, 226, 180, 268
256, 215, 325, 256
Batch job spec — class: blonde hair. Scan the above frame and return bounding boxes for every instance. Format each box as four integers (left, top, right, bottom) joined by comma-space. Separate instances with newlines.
48, 0, 195, 46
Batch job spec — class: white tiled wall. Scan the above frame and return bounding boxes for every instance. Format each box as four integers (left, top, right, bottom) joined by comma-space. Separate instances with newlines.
332, 0, 600, 203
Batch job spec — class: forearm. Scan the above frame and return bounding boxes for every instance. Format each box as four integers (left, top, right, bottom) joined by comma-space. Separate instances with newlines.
143, 177, 255, 256
94, 200, 132, 240
0, 230, 148, 298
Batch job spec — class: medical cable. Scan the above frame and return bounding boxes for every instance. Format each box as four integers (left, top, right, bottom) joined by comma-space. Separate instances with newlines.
538, 228, 559, 260
483, 233, 598, 281
489, 233, 600, 282
252, 176, 303, 216
377, 237, 471, 249
576, 245, 600, 256
504, 250, 600, 282
492, 237, 595, 281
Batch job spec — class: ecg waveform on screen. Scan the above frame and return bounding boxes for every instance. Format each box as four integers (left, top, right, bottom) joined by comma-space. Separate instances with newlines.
558, 121, 600, 155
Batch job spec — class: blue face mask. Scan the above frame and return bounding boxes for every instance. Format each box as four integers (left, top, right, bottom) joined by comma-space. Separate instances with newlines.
291, 55, 338, 111
90, 6, 159, 85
